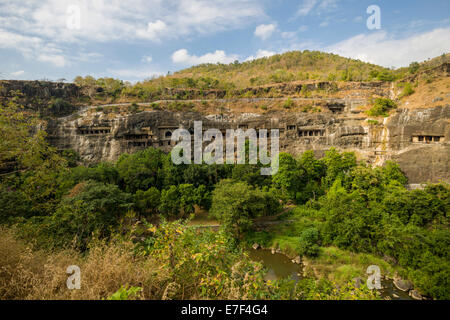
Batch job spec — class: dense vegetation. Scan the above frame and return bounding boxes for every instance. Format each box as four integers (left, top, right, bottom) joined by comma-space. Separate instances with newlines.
0, 98, 448, 300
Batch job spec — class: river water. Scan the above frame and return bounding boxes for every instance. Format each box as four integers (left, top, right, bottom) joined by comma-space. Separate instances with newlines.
247, 249, 412, 300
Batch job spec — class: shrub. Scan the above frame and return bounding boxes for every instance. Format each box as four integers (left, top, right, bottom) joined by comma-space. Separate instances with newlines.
283, 98, 294, 109
37, 181, 133, 249
367, 98, 397, 117
210, 180, 280, 238
399, 83, 415, 98
298, 227, 320, 257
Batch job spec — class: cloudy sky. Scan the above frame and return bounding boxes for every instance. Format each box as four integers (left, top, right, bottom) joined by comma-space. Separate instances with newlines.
1, 0, 449, 82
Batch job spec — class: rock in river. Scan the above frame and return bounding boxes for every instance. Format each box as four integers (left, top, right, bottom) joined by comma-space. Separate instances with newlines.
409, 290, 423, 300
393, 278, 412, 292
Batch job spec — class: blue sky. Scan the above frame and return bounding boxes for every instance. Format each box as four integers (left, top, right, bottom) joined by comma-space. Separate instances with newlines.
0, 0, 449, 82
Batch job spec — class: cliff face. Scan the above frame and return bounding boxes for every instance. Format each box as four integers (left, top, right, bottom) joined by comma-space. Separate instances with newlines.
0, 80, 84, 116
2, 79, 448, 184
45, 102, 449, 184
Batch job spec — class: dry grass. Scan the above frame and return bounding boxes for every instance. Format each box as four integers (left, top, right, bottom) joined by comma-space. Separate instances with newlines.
0, 227, 168, 300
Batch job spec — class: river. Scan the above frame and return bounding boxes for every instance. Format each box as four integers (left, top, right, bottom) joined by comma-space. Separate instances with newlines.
247, 249, 412, 300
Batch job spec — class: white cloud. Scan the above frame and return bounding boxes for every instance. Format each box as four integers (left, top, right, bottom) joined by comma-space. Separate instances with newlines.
299, 25, 309, 32
296, 0, 339, 17
172, 49, 238, 65
319, 21, 329, 27
37, 54, 67, 67
10, 70, 25, 77
297, 0, 318, 16
326, 27, 450, 68
142, 55, 153, 63
140, 20, 168, 41
0, 28, 68, 67
281, 32, 296, 39
107, 68, 164, 80
317, 0, 339, 12
245, 49, 276, 61
0, 0, 265, 69
254, 24, 276, 40
0, 0, 264, 43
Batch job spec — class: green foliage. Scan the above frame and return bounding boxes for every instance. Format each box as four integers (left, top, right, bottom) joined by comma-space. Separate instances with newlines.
60, 149, 80, 167
135, 187, 160, 216
272, 153, 303, 201
37, 180, 133, 249
283, 97, 294, 109
408, 62, 420, 74
294, 278, 379, 300
376, 70, 396, 82
49, 98, 74, 115
107, 285, 142, 300
320, 148, 357, 190
210, 180, 280, 238
298, 227, 320, 257
399, 82, 415, 98
367, 98, 397, 117
116, 148, 166, 193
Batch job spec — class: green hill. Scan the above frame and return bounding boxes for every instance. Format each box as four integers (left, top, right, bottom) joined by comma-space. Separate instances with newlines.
173, 50, 393, 88
73, 51, 448, 102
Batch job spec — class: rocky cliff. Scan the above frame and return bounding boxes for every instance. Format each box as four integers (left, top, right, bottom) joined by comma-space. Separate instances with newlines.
45, 102, 449, 184
2, 78, 449, 184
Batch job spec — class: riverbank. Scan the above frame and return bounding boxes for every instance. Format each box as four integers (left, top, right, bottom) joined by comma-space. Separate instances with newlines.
244, 205, 427, 300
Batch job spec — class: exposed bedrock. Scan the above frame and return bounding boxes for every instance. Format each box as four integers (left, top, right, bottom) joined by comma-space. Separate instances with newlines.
46, 104, 449, 184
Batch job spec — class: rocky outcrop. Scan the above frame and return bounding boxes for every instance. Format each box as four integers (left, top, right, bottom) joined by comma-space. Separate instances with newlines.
393, 278, 413, 292
2, 79, 448, 184
45, 102, 450, 184
0, 80, 84, 116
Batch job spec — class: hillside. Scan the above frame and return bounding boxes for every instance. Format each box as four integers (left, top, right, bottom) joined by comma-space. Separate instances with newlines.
173, 50, 392, 87
69, 51, 447, 104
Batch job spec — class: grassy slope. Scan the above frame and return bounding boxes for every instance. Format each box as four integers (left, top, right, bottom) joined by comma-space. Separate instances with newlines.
172, 50, 391, 88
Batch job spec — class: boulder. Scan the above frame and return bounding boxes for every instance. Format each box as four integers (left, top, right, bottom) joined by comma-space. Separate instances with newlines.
252, 243, 260, 250
293, 256, 301, 264
271, 248, 276, 254
353, 277, 363, 289
393, 278, 412, 292
409, 290, 423, 300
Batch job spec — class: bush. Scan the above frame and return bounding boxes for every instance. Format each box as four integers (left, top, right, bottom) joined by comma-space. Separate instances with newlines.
37, 181, 133, 249
399, 82, 415, 98
367, 98, 397, 117
210, 180, 280, 238
298, 227, 320, 257
283, 98, 294, 109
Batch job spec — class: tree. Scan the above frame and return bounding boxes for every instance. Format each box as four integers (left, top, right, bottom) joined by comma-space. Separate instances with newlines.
116, 148, 165, 193
272, 153, 303, 201
158, 185, 180, 217
320, 148, 357, 190
135, 187, 160, 216
210, 180, 280, 238
0, 98, 69, 216
298, 227, 320, 257
367, 98, 397, 117
408, 62, 420, 74
46, 180, 133, 248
